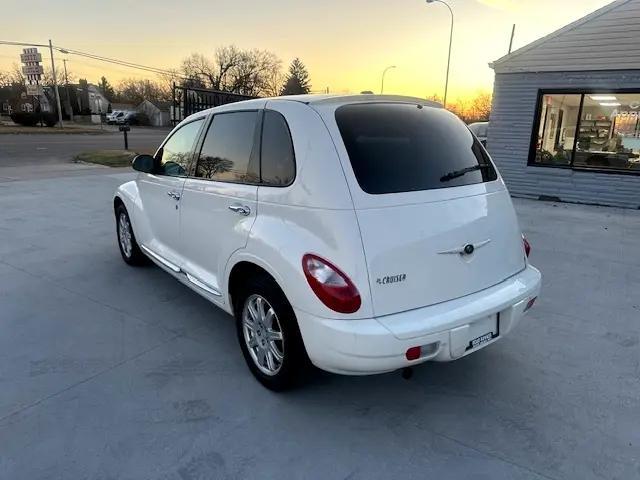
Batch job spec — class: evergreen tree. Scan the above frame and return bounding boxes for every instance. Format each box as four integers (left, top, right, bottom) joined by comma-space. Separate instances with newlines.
98, 76, 116, 102
280, 58, 311, 95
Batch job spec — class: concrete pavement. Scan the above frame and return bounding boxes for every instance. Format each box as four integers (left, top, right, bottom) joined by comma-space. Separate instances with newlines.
0, 169, 638, 479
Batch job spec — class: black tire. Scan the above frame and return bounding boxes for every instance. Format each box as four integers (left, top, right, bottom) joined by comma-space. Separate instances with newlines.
234, 274, 308, 391
115, 204, 147, 266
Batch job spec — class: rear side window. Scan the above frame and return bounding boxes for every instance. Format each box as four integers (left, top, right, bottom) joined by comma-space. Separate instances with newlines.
196, 111, 259, 183
335, 103, 497, 194
260, 110, 295, 186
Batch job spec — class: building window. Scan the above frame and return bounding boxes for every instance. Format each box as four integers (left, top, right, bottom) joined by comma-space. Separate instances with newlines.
531, 91, 640, 174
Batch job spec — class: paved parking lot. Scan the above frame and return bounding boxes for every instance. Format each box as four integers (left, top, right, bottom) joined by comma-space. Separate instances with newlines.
0, 169, 638, 480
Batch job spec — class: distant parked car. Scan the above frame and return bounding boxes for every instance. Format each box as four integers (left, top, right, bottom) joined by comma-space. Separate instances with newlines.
117, 111, 144, 126
107, 111, 124, 124
114, 94, 541, 390
469, 121, 489, 146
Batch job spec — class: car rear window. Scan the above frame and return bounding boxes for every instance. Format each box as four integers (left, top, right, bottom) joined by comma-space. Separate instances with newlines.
335, 103, 497, 194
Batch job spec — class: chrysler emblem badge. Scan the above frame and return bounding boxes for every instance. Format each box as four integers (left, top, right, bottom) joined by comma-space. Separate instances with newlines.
437, 239, 491, 256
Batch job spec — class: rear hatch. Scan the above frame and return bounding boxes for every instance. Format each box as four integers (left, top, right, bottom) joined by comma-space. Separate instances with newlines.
330, 102, 525, 317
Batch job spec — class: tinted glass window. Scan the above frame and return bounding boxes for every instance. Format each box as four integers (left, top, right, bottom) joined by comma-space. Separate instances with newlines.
157, 119, 203, 176
261, 110, 295, 186
196, 111, 259, 183
335, 103, 497, 194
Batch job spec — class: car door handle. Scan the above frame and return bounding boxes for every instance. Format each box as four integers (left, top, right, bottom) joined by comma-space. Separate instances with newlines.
167, 191, 181, 200
228, 204, 251, 216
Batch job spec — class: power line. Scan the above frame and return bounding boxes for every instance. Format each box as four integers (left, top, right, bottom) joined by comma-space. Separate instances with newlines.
58, 46, 186, 78
0, 40, 49, 48
0, 39, 192, 81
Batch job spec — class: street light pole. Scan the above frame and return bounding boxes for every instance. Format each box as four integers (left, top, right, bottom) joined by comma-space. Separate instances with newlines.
380, 65, 396, 94
48, 39, 63, 128
426, 0, 453, 108
62, 58, 73, 122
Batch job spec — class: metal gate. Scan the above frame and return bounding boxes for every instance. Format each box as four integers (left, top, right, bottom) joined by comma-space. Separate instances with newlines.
171, 84, 255, 125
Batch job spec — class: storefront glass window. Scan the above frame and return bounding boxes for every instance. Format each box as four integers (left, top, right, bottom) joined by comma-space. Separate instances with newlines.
534, 94, 580, 166
531, 91, 640, 173
574, 94, 640, 171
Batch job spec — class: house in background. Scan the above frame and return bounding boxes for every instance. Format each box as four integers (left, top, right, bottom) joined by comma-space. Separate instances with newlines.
0, 85, 53, 115
110, 102, 137, 113
488, 0, 640, 209
56, 80, 110, 122
137, 99, 171, 127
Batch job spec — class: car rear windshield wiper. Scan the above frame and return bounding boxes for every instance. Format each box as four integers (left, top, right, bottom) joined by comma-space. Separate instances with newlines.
440, 164, 492, 182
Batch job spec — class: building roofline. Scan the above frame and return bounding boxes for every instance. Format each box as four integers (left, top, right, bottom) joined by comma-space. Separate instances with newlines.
489, 0, 633, 70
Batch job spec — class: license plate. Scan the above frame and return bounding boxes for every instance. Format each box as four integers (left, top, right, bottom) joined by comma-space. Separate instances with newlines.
465, 314, 500, 351
469, 332, 494, 349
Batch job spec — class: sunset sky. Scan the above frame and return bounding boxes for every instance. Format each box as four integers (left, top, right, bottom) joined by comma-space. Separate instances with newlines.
1, 0, 613, 100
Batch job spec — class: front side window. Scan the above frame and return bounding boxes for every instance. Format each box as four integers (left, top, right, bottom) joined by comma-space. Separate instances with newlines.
260, 110, 295, 186
335, 103, 497, 194
157, 119, 203, 176
532, 92, 640, 172
196, 111, 259, 183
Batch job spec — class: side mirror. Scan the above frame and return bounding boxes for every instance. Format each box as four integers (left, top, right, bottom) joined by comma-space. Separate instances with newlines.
132, 154, 155, 173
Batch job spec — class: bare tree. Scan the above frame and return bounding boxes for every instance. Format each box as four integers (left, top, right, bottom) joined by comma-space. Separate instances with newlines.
264, 68, 285, 97
180, 45, 283, 97
181, 53, 218, 88
468, 92, 492, 122
445, 92, 492, 123
426, 92, 442, 104
1, 64, 26, 86
115, 78, 172, 104
42, 66, 70, 87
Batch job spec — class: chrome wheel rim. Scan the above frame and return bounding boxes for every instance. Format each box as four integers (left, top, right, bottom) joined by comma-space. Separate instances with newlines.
242, 294, 284, 376
118, 212, 133, 258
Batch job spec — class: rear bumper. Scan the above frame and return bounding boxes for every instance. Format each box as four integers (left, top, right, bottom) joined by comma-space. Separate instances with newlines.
295, 265, 541, 375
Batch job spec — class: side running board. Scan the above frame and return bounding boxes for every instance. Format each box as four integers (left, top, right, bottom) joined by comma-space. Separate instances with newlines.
140, 245, 221, 297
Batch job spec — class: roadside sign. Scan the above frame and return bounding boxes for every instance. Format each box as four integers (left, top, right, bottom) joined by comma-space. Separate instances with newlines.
21, 48, 43, 86
26, 84, 43, 96
20, 50, 42, 64
22, 65, 44, 76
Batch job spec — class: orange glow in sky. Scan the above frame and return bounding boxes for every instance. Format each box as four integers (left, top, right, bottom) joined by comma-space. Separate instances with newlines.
1, 0, 613, 100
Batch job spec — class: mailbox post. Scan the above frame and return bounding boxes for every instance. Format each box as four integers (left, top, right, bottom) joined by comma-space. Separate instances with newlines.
119, 125, 130, 150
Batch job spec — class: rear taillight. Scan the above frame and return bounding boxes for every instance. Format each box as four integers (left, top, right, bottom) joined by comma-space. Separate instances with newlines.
302, 254, 361, 313
523, 235, 531, 258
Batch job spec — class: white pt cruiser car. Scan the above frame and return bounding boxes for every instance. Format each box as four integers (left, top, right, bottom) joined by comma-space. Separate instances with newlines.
114, 94, 541, 390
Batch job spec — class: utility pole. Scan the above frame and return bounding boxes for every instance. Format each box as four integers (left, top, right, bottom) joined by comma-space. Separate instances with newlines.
508, 24, 516, 54
62, 58, 73, 122
48, 39, 63, 128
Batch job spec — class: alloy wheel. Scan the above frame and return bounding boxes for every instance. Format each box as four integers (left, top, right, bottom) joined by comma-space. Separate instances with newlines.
118, 212, 133, 258
242, 294, 285, 376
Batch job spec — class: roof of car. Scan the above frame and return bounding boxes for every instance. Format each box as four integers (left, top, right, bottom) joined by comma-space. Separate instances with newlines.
274, 93, 442, 108
183, 94, 443, 123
